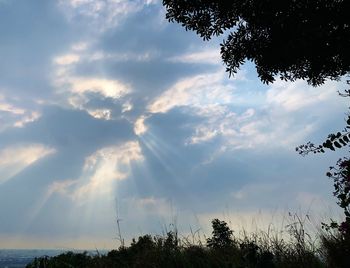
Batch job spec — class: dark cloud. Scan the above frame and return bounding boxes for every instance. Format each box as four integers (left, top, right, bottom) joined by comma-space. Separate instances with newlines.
0, 106, 134, 150
0, 106, 135, 233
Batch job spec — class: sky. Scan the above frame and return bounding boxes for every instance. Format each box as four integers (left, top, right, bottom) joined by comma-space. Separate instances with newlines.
0, 0, 349, 249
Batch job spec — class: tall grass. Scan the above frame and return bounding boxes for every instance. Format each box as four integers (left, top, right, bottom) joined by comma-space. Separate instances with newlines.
26, 212, 349, 268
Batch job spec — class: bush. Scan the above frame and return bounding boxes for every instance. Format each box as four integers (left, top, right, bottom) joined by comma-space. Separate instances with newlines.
26, 218, 342, 268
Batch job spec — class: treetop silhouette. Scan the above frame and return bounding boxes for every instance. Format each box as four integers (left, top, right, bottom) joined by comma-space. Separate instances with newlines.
163, 0, 350, 86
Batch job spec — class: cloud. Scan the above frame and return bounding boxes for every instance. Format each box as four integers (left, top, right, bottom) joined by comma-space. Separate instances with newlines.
147, 71, 233, 114
147, 70, 346, 153
85, 108, 112, 120
188, 107, 255, 146
49, 141, 143, 202
0, 96, 25, 115
0, 106, 136, 167
168, 49, 221, 65
266, 79, 338, 111
0, 144, 55, 184
53, 54, 80, 65
0, 0, 348, 249
68, 77, 130, 99
145, 71, 274, 150
84, 51, 155, 62
59, 0, 158, 32
134, 115, 148, 135
13, 111, 41, 128
52, 53, 131, 100
53, 74, 130, 120
0, 93, 41, 131
51, 43, 138, 121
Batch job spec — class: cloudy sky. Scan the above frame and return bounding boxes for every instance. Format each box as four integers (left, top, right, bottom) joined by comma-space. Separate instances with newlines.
0, 0, 348, 249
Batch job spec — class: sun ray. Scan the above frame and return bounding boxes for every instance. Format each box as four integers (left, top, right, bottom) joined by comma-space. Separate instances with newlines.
135, 129, 202, 212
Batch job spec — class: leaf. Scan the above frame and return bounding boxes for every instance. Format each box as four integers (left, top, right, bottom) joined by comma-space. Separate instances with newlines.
339, 138, 347, 146
329, 134, 336, 141
334, 141, 342, 148
324, 140, 333, 148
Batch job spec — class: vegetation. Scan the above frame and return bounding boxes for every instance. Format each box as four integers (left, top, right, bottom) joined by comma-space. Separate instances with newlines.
295, 88, 350, 268
25, 3, 350, 268
163, 0, 350, 86
26, 100, 350, 264
162, 1, 350, 265
26, 215, 349, 268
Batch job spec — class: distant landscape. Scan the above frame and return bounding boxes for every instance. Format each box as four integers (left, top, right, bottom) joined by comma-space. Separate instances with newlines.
0, 250, 64, 268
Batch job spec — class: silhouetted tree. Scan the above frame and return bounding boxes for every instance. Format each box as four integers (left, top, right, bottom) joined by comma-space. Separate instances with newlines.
163, 0, 350, 85
297, 89, 350, 249
207, 219, 234, 249
164, 0, 350, 235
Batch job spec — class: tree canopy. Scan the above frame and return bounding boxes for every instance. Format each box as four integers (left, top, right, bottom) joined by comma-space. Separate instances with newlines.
163, 0, 350, 86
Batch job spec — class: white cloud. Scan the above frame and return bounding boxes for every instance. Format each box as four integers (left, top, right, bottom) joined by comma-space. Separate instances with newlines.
0, 94, 41, 130
189, 103, 317, 151
188, 107, 272, 149
85, 51, 154, 62
53, 62, 131, 112
86, 108, 112, 120
57, 76, 131, 119
122, 101, 133, 113
49, 141, 143, 201
266, 79, 338, 111
0, 144, 56, 184
148, 71, 233, 113
148, 71, 275, 149
168, 49, 220, 65
13, 111, 41, 127
51, 46, 134, 118
189, 126, 218, 144
147, 72, 347, 155
59, 0, 158, 32
147, 72, 266, 148
134, 115, 148, 136
0, 98, 25, 115
69, 77, 130, 99
53, 54, 80, 65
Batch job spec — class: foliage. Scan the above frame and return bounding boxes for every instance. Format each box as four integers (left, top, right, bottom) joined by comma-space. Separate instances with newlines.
296, 86, 350, 267
163, 0, 350, 85
296, 90, 350, 232
206, 218, 234, 249
26, 251, 92, 268
26, 218, 329, 268
322, 158, 350, 238
320, 231, 350, 268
